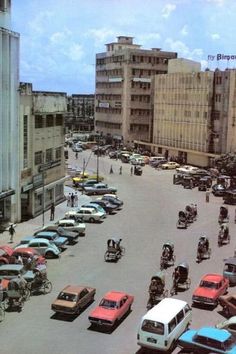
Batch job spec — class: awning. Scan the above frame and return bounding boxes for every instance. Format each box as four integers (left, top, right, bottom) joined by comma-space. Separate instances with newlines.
0, 189, 15, 201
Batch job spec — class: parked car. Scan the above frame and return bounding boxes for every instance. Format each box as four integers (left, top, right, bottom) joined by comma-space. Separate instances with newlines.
51, 285, 96, 315
82, 203, 106, 215
56, 219, 86, 236
161, 162, 180, 170
65, 207, 105, 223
102, 194, 124, 208
178, 326, 236, 354
12, 247, 46, 268
176, 165, 199, 174
219, 294, 236, 317
0, 264, 35, 285
15, 238, 61, 259
91, 199, 118, 214
212, 184, 227, 196
150, 159, 167, 168
216, 316, 236, 335
34, 226, 79, 244
73, 174, 104, 187
223, 258, 236, 285
192, 273, 229, 307
84, 183, 117, 196
223, 190, 236, 205
88, 291, 134, 328
0, 245, 15, 265
76, 179, 99, 190
30, 231, 68, 250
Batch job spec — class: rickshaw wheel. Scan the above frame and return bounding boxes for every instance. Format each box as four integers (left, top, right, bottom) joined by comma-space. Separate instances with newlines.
208, 248, 212, 257
186, 278, 191, 289
228, 235, 231, 243
43, 281, 52, 294
0, 305, 5, 322
223, 306, 230, 317
172, 255, 176, 262
104, 251, 109, 262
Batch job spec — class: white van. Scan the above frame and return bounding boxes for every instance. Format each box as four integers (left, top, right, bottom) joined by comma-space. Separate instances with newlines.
137, 298, 192, 351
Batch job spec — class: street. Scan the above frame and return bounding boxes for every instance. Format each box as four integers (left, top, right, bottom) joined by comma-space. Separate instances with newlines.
0, 149, 235, 354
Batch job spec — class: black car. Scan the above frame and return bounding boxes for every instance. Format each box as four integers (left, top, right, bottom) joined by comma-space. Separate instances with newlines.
102, 195, 123, 209
91, 200, 118, 214
212, 184, 227, 196
34, 226, 79, 244
109, 151, 118, 159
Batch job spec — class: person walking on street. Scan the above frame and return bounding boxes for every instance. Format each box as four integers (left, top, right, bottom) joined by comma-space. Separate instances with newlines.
119, 166, 122, 175
71, 193, 75, 207
9, 223, 15, 243
110, 165, 113, 174
50, 203, 55, 221
74, 192, 78, 207
67, 193, 71, 207
130, 166, 133, 176
75, 152, 78, 159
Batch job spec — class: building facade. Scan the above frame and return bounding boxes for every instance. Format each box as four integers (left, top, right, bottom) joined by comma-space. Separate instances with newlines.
0, 0, 21, 228
152, 59, 236, 167
65, 94, 94, 133
95, 36, 177, 145
19, 83, 67, 220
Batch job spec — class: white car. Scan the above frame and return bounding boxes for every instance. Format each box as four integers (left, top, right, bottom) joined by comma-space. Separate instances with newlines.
216, 316, 236, 335
161, 161, 180, 170
65, 207, 105, 223
176, 165, 199, 174
57, 219, 86, 236
15, 238, 61, 259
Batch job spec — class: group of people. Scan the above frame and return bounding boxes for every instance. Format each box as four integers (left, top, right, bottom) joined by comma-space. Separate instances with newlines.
109, 165, 123, 175
66, 192, 78, 207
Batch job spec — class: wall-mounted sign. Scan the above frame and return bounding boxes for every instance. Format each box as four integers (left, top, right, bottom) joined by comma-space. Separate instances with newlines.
0, 189, 15, 201
98, 102, 110, 108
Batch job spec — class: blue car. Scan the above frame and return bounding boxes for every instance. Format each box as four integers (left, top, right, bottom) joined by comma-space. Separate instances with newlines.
178, 326, 236, 353
19, 231, 68, 250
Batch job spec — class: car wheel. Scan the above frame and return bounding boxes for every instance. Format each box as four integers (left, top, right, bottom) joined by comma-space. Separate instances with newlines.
89, 217, 95, 223
45, 251, 55, 259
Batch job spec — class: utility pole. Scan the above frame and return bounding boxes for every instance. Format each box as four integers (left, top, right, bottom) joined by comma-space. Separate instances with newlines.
96, 149, 99, 183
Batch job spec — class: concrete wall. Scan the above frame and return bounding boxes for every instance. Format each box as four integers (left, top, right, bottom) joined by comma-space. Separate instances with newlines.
168, 58, 201, 74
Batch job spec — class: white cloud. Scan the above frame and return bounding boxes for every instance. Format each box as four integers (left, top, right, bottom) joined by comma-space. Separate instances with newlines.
165, 38, 204, 61
137, 32, 161, 46
201, 60, 209, 70
86, 28, 116, 47
211, 33, 220, 40
161, 3, 176, 18
206, 0, 226, 6
28, 11, 53, 35
50, 29, 72, 44
180, 25, 188, 36
67, 43, 84, 61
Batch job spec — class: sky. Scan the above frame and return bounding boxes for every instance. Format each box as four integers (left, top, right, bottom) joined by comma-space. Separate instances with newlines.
12, 0, 236, 95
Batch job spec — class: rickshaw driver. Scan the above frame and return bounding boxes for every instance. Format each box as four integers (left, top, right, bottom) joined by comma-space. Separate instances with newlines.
199, 236, 209, 252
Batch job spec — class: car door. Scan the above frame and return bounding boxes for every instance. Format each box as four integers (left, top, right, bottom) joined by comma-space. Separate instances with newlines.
119, 296, 129, 318
29, 241, 41, 254
79, 289, 90, 308
38, 241, 48, 255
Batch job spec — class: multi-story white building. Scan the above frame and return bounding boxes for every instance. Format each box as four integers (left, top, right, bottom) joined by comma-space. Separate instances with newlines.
19, 83, 67, 220
0, 0, 20, 228
95, 36, 177, 145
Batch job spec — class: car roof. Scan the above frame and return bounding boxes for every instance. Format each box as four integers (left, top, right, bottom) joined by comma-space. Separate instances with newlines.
201, 273, 224, 282
12, 247, 39, 255
62, 285, 89, 295
103, 291, 128, 301
36, 231, 58, 236
30, 238, 50, 244
0, 264, 24, 270
59, 219, 75, 224
142, 298, 188, 324
196, 327, 231, 342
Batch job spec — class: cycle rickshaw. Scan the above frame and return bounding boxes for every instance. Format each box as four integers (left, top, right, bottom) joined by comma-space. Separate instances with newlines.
104, 238, 125, 262
196, 236, 211, 263
146, 272, 168, 310
170, 262, 191, 296
160, 242, 176, 270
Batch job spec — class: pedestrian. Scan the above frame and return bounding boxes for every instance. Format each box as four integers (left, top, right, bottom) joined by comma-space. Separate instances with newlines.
110, 165, 113, 174
71, 192, 75, 207
75, 152, 78, 159
206, 190, 210, 203
9, 223, 15, 243
130, 166, 133, 176
67, 193, 71, 207
17, 255, 23, 265
50, 203, 55, 221
119, 166, 122, 175
74, 192, 78, 207
234, 209, 236, 224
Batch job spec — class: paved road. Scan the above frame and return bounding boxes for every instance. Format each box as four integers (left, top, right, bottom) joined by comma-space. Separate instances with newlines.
1, 149, 235, 354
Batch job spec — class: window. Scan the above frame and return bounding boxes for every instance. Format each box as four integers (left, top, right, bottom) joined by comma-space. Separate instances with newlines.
0, 0, 8, 11
55, 147, 62, 160
46, 114, 54, 127
176, 310, 184, 324
35, 151, 43, 165
56, 114, 63, 126
168, 318, 176, 333
215, 94, 221, 102
46, 148, 53, 162
35, 115, 43, 128
141, 320, 164, 335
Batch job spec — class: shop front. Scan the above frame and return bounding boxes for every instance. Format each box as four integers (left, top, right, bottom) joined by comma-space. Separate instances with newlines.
0, 190, 15, 231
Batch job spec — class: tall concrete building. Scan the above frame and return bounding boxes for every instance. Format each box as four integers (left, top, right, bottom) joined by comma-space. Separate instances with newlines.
19, 83, 67, 220
65, 94, 94, 132
95, 36, 177, 145
0, 0, 20, 228
152, 59, 236, 167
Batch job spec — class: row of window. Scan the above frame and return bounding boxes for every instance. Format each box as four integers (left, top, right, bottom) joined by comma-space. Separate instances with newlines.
96, 107, 121, 114
96, 69, 123, 77
131, 82, 151, 90
131, 55, 170, 65
158, 76, 212, 86
130, 109, 151, 116
131, 95, 150, 103
96, 82, 123, 89
95, 121, 122, 129
131, 69, 166, 76
130, 124, 149, 132
96, 56, 124, 66
35, 114, 63, 128
34, 147, 62, 166
96, 94, 122, 101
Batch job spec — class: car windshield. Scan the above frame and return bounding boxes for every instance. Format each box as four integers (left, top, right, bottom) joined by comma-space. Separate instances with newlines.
200, 281, 218, 289
58, 292, 77, 302
99, 299, 117, 309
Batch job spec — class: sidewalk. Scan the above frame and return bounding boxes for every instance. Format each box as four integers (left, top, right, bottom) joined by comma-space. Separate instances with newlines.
0, 186, 90, 248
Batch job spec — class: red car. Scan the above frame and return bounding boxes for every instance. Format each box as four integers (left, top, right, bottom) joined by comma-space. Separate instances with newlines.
88, 291, 134, 327
0, 245, 15, 265
192, 273, 229, 307
12, 248, 46, 268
